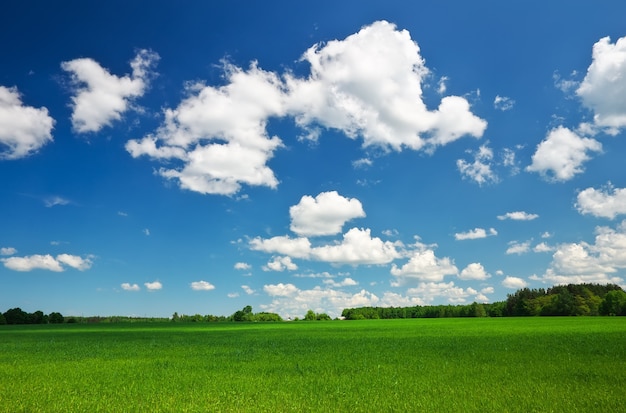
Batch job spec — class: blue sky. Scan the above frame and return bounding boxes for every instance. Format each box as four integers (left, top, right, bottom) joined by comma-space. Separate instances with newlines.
2, 1, 626, 319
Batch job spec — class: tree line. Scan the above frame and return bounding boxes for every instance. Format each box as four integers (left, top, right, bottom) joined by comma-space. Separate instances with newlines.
3, 284, 625, 325
341, 283, 626, 320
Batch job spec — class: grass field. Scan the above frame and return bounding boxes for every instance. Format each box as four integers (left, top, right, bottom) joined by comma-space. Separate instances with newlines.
1, 317, 625, 412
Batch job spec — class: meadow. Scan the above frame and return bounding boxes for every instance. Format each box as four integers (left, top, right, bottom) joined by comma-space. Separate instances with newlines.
0, 317, 624, 412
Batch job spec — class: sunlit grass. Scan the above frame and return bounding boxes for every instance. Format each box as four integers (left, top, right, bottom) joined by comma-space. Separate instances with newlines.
1, 318, 624, 412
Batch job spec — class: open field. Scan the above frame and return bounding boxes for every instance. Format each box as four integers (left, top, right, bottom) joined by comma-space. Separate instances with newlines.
1, 318, 625, 412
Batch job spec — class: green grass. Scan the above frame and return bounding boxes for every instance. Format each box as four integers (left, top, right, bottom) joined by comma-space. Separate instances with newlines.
1, 318, 625, 412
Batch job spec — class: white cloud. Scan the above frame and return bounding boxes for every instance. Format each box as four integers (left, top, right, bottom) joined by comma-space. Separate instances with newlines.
493, 95, 515, 111
128, 21, 486, 197
285, 21, 486, 152
531, 222, 626, 287
526, 126, 602, 182
264, 256, 298, 272
576, 183, 626, 219
1, 253, 92, 272
227, 292, 239, 298
250, 227, 401, 266
144, 281, 162, 291
501, 147, 521, 176
458, 262, 491, 280
190, 280, 216, 291
0, 247, 17, 256
457, 144, 498, 185
261, 285, 380, 319
241, 285, 255, 295
391, 249, 458, 283
406, 281, 471, 304
454, 227, 497, 240
126, 62, 285, 196
56, 253, 93, 271
352, 158, 372, 169
234, 262, 251, 270
249, 235, 312, 259
506, 241, 531, 255
533, 242, 554, 253
121, 283, 140, 291
62, 49, 159, 133
264, 283, 299, 297
576, 36, 626, 133
497, 211, 539, 221
502, 276, 527, 289
0, 86, 55, 159
310, 228, 401, 265
289, 191, 365, 236
323, 277, 359, 288
143, 228, 150, 236
44, 196, 71, 208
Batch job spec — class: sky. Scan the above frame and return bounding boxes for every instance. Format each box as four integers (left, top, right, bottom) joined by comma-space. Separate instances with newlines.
2, 1, 626, 319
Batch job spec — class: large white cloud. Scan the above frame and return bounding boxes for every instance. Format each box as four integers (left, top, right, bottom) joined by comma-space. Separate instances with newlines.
576, 183, 626, 219
390, 249, 458, 284
1, 254, 92, 272
0, 86, 54, 159
289, 191, 365, 236
530, 221, 626, 287
129, 21, 486, 197
126, 62, 285, 196
526, 126, 602, 181
576, 36, 626, 133
62, 49, 158, 133
286, 20, 486, 152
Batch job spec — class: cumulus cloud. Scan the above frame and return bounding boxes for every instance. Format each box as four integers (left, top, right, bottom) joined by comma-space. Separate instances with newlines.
493, 95, 515, 111
62, 49, 159, 133
126, 62, 285, 196
1, 253, 92, 272
241, 285, 255, 295
289, 191, 366, 236
406, 281, 476, 304
310, 228, 401, 265
144, 281, 162, 291
391, 249, 458, 284
497, 211, 539, 221
0, 86, 54, 159
286, 20, 486, 152
190, 280, 216, 291
264, 256, 298, 272
526, 126, 602, 182
530, 221, 626, 287
506, 241, 531, 255
0, 247, 17, 256
533, 242, 554, 253
261, 284, 379, 318
457, 144, 499, 185
121, 283, 140, 291
128, 21, 485, 197
250, 227, 401, 266
576, 183, 626, 219
234, 262, 251, 270
458, 262, 491, 280
576, 36, 626, 133
502, 276, 528, 289
323, 277, 358, 288
454, 227, 497, 240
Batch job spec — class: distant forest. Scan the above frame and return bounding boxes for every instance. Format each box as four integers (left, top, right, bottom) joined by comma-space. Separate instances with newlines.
2, 283, 625, 325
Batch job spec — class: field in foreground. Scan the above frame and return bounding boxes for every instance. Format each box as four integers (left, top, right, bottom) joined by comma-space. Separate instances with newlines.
1, 318, 625, 412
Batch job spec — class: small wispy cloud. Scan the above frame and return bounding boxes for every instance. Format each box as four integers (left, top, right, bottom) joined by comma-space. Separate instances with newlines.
497, 211, 539, 221
493, 95, 515, 111
454, 227, 497, 240
44, 196, 70, 208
